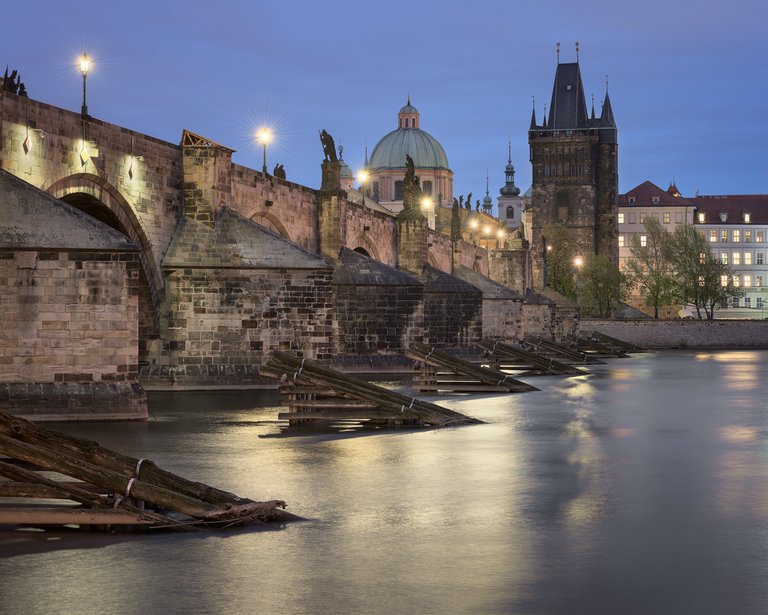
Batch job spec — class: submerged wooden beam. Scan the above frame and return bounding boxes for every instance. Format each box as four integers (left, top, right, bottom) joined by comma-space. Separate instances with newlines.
0, 507, 158, 526
261, 352, 483, 427
478, 339, 585, 376
406, 343, 538, 394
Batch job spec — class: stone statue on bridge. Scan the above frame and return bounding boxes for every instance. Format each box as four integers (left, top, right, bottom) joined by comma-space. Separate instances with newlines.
273, 163, 286, 179
320, 130, 338, 163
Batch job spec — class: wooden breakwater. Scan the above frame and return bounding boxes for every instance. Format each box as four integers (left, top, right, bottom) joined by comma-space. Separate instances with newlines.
0, 412, 297, 530
260, 351, 483, 427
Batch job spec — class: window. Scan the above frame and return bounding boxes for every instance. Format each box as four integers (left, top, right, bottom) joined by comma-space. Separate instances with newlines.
698, 212, 706, 223
628, 213, 637, 224
745, 297, 751, 307
628, 197, 636, 205
422, 180, 433, 195
757, 230, 764, 242
618, 235, 625, 247
663, 212, 671, 224
699, 252, 707, 264
394, 181, 404, 200
757, 253, 764, 265
757, 276, 764, 288
733, 252, 741, 265
709, 230, 717, 243
675, 212, 683, 223
758, 297, 764, 308
745, 213, 751, 223
652, 196, 660, 205
745, 230, 752, 243
732, 296, 740, 308
721, 275, 729, 287
733, 230, 741, 242
506, 206, 514, 219
744, 275, 752, 287
721, 252, 728, 264
733, 275, 740, 287
641, 213, 649, 223
745, 252, 752, 265
618, 212, 625, 224
640, 235, 647, 247
721, 229, 728, 242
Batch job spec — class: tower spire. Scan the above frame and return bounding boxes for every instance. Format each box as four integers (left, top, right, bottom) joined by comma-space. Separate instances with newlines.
556, 42, 560, 64
507, 138, 512, 164
576, 41, 580, 63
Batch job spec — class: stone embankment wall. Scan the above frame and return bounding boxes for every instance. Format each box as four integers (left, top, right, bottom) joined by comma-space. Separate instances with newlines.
586, 319, 768, 348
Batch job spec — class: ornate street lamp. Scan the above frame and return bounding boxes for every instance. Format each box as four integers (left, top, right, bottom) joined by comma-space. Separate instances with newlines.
257, 128, 272, 174
79, 53, 90, 118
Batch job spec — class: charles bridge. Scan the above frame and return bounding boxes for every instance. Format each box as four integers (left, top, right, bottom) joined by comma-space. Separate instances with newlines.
0, 87, 574, 419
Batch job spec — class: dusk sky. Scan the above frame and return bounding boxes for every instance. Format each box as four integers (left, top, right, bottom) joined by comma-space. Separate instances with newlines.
3, 0, 766, 201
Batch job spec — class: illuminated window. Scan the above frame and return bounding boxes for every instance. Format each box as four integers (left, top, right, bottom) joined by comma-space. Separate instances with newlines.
709, 230, 717, 242
663, 212, 671, 224
744, 275, 752, 287
721, 252, 728, 264
745, 252, 752, 265
745, 213, 751, 223
733, 230, 741, 242
758, 276, 764, 287
698, 212, 705, 223
745, 230, 752, 242
733, 252, 741, 265
720, 275, 729, 287
757, 230, 764, 242
721, 229, 728, 242
618, 235, 625, 247
698, 276, 705, 287
733, 275, 740, 287
618, 212, 625, 224
640, 235, 647, 247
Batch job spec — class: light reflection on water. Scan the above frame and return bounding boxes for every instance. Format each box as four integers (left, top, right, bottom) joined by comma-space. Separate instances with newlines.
4, 350, 768, 614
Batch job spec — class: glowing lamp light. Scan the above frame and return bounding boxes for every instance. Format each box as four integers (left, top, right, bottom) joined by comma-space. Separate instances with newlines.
420, 196, 433, 210
574, 255, 584, 268
469, 219, 479, 229
79, 54, 91, 75
483, 225, 492, 235
496, 229, 505, 239
357, 169, 369, 184
256, 127, 272, 174
547, 245, 552, 252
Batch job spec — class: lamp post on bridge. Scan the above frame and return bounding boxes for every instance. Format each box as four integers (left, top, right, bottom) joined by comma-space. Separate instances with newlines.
257, 128, 272, 175
79, 53, 90, 118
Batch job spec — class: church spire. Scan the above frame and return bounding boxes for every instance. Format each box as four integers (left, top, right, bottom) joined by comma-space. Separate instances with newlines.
530, 96, 538, 129
499, 141, 520, 197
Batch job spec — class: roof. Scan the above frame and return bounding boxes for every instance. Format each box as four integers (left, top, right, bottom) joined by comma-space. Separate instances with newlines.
163, 208, 330, 270
369, 127, 450, 170
619, 181, 696, 208
420, 264, 481, 294
548, 63, 589, 130
399, 101, 419, 114
333, 247, 421, 286
692, 195, 768, 225
0, 169, 136, 251
454, 266, 521, 300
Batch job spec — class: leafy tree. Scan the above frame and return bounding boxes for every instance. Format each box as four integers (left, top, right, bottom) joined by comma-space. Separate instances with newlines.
576, 253, 627, 317
542, 224, 577, 299
668, 224, 743, 319
624, 217, 675, 319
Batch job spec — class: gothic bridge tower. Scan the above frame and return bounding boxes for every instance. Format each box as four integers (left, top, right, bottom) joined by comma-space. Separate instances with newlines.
528, 47, 618, 289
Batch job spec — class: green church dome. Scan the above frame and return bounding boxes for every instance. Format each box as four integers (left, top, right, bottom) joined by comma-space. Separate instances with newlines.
369, 128, 450, 170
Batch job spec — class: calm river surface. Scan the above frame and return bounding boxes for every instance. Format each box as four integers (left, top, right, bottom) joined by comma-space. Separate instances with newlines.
4, 350, 768, 614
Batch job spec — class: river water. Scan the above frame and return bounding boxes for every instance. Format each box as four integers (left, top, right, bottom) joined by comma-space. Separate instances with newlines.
3, 350, 768, 614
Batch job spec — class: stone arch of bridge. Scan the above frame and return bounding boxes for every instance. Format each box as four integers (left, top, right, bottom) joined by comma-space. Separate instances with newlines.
250, 211, 291, 240
426, 252, 438, 268
46, 174, 163, 302
352, 234, 381, 262
46, 174, 163, 362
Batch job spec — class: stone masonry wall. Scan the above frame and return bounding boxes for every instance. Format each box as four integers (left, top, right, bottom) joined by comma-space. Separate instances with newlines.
483, 298, 522, 340
230, 165, 319, 253
521, 304, 578, 342
0, 90, 183, 304
342, 202, 397, 266
333, 284, 424, 355
454, 240, 490, 276
424, 291, 483, 347
143, 267, 334, 387
0, 249, 146, 419
427, 230, 453, 273
586, 319, 768, 349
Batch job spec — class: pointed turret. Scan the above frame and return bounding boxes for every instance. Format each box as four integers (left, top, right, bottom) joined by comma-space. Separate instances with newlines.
598, 91, 617, 143
548, 62, 589, 129
530, 106, 538, 130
